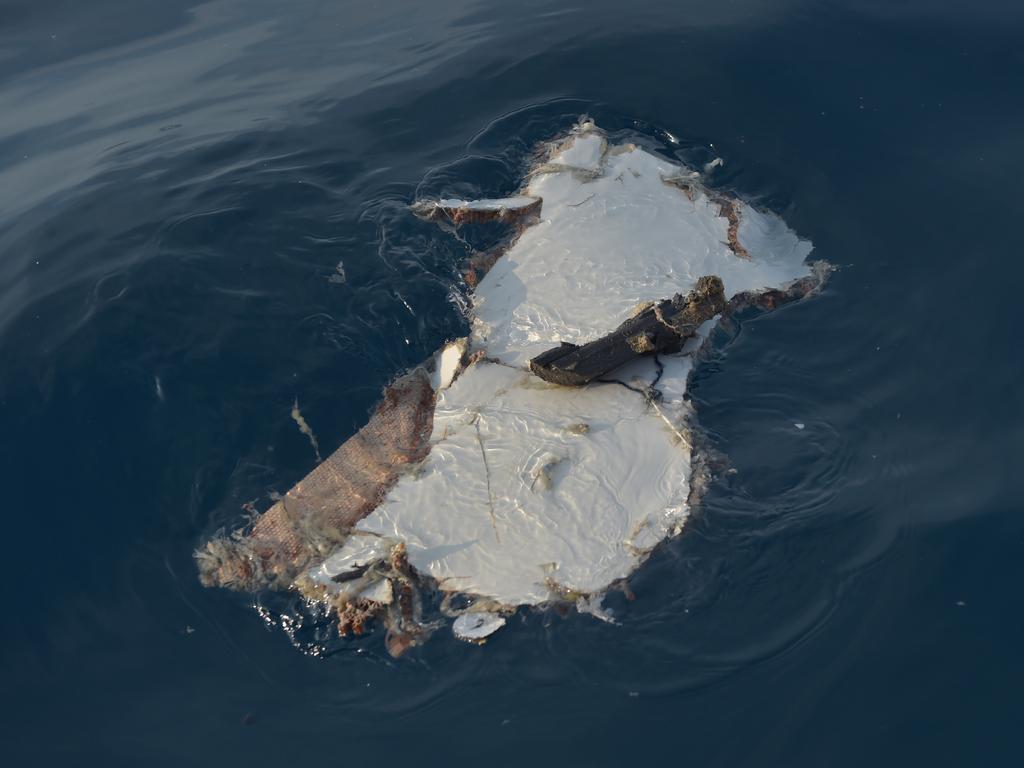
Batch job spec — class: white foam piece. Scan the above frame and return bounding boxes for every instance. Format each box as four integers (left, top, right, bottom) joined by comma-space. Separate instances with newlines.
315, 122, 814, 610
453, 612, 506, 642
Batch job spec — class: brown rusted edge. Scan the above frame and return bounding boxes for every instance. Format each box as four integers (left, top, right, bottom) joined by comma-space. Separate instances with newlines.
728, 261, 833, 314
462, 247, 505, 289
663, 176, 751, 260
412, 197, 542, 227
712, 195, 751, 260
461, 212, 539, 288
410, 198, 543, 288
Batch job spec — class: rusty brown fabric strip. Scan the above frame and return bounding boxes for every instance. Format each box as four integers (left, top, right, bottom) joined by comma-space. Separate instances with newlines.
196, 367, 435, 591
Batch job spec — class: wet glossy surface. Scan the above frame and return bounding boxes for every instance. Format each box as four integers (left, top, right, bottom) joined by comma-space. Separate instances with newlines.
1, 1, 1022, 765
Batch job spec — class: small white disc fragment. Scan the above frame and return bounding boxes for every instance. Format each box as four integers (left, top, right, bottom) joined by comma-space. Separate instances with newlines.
452, 612, 506, 643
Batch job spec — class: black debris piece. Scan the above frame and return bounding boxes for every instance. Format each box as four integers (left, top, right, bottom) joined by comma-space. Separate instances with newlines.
529, 275, 727, 387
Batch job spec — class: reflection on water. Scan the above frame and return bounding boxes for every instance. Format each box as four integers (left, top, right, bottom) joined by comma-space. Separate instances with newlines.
1, 0, 1022, 765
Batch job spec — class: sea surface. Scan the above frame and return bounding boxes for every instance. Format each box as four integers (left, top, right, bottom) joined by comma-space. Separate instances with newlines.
1, 1, 1022, 765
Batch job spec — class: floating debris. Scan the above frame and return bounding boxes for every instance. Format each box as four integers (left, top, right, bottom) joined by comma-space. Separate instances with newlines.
196, 119, 829, 655
411, 196, 542, 226
328, 260, 346, 284
529, 276, 727, 386
452, 612, 506, 643
290, 398, 322, 463
703, 157, 724, 173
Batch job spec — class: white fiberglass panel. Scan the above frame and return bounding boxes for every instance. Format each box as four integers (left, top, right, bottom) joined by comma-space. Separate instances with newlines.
471, 132, 812, 367
356, 361, 691, 605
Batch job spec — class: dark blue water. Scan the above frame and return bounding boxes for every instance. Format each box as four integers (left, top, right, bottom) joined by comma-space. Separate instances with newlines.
2, 1, 1022, 764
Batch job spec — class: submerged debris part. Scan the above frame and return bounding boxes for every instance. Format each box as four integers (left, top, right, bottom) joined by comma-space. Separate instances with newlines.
196, 367, 435, 591
452, 612, 506, 643
529, 275, 727, 386
729, 260, 834, 313
290, 398, 322, 463
411, 196, 542, 226
196, 119, 829, 654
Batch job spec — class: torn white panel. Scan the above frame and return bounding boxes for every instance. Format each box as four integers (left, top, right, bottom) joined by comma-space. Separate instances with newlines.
310, 120, 815, 615
471, 137, 813, 368
356, 360, 692, 605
